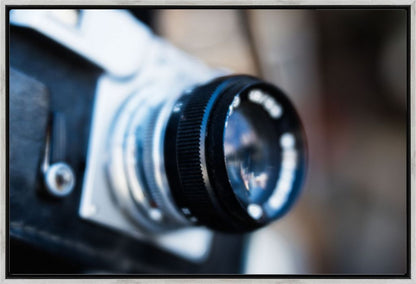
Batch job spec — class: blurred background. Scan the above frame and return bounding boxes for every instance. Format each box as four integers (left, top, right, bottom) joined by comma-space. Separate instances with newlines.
147, 9, 407, 274
9, 8, 407, 275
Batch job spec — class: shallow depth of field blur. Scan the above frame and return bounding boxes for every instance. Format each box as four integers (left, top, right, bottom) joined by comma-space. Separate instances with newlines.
150, 9, 407, 274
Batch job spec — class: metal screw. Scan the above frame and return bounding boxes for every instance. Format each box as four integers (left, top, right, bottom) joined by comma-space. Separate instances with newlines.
44, 162, 75, 197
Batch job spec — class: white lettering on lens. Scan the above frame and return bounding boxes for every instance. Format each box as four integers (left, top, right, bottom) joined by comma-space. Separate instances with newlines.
268, 132, 298, 210
247, 204, 263, 220
248, 89, 282, 119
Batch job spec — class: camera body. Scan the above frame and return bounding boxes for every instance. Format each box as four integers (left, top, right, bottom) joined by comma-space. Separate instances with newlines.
9, 9, 306, 274
9, 9, 246, 273
75, 11, 222, 261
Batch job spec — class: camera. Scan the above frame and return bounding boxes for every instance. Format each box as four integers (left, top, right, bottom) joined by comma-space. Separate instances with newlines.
9, 9, 306, 273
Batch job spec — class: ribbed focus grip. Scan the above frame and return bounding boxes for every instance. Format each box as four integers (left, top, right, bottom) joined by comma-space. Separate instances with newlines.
164, 75, 306, 233
165, 78, 241, 232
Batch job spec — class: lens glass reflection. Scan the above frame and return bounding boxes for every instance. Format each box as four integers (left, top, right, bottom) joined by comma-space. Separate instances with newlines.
223, 97, 279, 206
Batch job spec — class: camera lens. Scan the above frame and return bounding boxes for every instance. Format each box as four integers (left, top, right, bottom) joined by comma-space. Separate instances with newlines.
164, 75, 306, 233
108, 75, 305, 233
224, 97, 279, 207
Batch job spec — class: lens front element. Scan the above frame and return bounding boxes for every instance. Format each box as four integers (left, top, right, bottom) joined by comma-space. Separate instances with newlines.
224, 95, 279, 210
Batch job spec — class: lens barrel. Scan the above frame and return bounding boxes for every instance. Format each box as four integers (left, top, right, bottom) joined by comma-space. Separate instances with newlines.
165, 75, 306, 233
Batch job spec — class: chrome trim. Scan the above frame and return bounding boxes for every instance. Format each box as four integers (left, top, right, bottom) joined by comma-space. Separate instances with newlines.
68, 10, 227, 261
10, 9, 152, 78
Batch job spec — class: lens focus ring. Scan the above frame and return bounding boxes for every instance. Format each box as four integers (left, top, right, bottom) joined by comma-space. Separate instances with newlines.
165, 78, 234, 230
165, 75, 306, 233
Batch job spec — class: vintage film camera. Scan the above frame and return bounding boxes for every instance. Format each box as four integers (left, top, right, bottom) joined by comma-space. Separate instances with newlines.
9, 9, 306, 274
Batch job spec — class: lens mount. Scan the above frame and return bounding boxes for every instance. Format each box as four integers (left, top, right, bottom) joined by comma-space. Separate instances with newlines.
107, 86, 191, 233
165, 75, 307, 233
